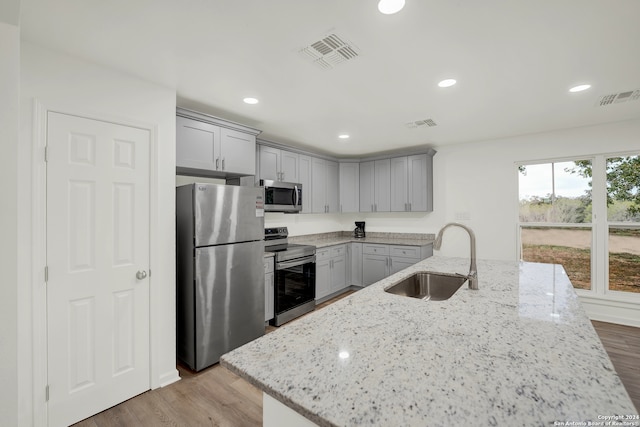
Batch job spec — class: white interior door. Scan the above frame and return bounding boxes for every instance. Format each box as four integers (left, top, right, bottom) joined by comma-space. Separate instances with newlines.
46, 112, 150, 426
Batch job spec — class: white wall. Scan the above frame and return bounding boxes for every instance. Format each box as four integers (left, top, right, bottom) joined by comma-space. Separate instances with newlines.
18, 42, 179, 424
267, 119, 640, 261
0, 21, 20, 427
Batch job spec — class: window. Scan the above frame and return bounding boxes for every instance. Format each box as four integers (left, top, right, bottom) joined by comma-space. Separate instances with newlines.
518, 154, 640, 297
606, 155, 640, 294
518, 161, 593, 290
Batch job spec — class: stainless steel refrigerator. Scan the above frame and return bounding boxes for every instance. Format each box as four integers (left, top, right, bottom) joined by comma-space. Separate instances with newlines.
176, 183, 265, 371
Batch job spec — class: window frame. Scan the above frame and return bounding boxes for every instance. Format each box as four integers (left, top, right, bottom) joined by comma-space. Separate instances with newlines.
516, 152, 640, 302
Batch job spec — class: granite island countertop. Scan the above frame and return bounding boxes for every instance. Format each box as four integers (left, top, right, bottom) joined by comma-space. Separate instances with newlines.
221, 256, 637, 426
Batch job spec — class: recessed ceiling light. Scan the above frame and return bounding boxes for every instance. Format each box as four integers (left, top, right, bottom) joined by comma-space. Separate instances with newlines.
338, 134, 350, 139
243, 97, 259, 104
438, 79, 457, 88
569, 84, 591, 93
378, 0, 405, 15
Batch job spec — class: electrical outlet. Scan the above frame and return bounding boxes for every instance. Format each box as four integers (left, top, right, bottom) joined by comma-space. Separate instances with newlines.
454, 211, 471, 220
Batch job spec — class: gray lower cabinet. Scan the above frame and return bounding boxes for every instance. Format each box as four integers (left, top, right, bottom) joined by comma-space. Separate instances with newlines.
389, 257, 416, 275
330, 245, 347, 292
264, 257, 274, 322
349, 242, 363, 286
362, 253, 389, 286
362, 243, 432, 286
316, 244, 348, 300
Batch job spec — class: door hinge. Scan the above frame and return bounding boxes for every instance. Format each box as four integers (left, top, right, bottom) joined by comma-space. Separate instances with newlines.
44, 146, 48, 162
45, 385, 49, 402
44, 266, 49, 283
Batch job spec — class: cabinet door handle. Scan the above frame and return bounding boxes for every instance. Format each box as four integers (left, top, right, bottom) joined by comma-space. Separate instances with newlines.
216, 158, 220, 170
409, 202, 412, 211
222, 158, 225, 170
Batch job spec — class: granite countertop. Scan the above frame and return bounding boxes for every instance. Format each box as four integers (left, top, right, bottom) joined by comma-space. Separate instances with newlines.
289, 231, 435, 248
221, 256, 637, 426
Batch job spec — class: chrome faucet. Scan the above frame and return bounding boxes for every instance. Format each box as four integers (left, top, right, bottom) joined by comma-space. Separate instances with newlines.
433, 223, 478, 290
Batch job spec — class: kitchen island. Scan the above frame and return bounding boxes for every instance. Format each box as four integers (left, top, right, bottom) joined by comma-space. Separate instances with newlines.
221, 256, 638, 426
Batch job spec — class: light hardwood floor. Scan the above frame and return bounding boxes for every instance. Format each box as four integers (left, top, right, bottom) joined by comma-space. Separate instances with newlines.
75, 295, 639, 426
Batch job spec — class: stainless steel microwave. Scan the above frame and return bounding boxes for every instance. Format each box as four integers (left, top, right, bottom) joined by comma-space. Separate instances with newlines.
260, 180, 302, 213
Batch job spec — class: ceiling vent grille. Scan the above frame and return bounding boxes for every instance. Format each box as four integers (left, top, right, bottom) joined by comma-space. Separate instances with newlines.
596, 89, 640, 107
405, 119, 437, 129
299, 32, 360, 70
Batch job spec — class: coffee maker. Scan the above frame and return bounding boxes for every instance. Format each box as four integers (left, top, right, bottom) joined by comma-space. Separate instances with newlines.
354, 221, 365, 238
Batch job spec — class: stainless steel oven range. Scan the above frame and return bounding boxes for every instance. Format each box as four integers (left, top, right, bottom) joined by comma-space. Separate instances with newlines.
264, 227, 316, 326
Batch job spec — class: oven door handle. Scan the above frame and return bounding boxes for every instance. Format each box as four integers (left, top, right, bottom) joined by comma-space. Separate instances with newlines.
276, 255, 316, 270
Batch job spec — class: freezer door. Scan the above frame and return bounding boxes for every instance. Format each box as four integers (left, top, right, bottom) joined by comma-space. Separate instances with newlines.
194, 240, 265, 371
194, 183, 265, 246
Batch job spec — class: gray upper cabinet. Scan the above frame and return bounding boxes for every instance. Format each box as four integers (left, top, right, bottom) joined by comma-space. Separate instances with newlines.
298, 155, 312, 213
311, 157, 327, 213
258, 146, 299, 182
390, 157, 408, 212
407, 154, 433, 212
360, 159, 390, 212
390, 154, 433, 212
256, 141, 434, 215
326, 161, 339, 212
176, 108, 260, 178
176, 116, 219, 172
339, 162, 360, 213
312, 158, 338, 213
281, 151, 300, 183
391, 154, 433, 212
220, 128, 256, 176
258, 146, 279, 181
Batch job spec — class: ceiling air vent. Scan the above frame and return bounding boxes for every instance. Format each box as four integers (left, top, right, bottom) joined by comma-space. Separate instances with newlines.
596, 89, 640, 107
405, 119, 437, 129
299, 32, 360, 70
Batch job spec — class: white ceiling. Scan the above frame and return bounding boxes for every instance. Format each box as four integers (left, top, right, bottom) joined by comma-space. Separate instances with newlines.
19, 0, 640, 156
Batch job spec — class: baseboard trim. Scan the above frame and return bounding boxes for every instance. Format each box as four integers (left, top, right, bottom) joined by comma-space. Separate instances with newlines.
157, 369, 181, 389
579, 295, 640, 328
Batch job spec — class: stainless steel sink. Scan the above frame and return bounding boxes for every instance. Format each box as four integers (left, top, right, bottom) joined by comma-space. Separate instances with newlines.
384, 271, 468, 301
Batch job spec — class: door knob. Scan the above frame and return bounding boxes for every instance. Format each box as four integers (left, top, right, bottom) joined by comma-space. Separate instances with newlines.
136, 270, 147, 280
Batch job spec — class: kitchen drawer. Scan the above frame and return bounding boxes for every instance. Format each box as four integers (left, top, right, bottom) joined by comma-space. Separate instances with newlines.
362, 244, 389, 256
264, 257, 274, 274
389, 245, 421, 259
330, 244, 346, 257
316, 247, 331, 261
